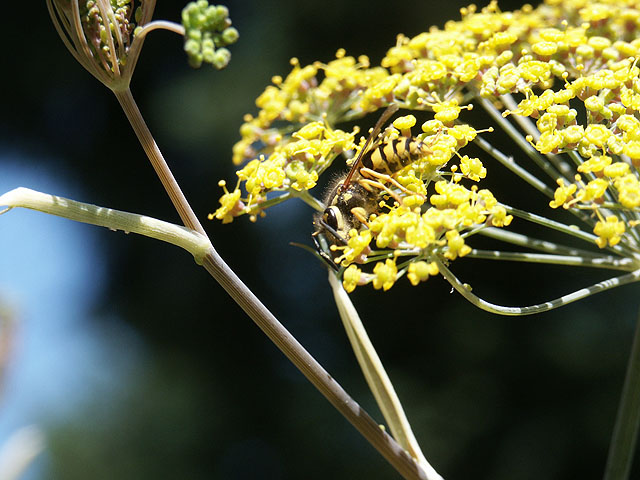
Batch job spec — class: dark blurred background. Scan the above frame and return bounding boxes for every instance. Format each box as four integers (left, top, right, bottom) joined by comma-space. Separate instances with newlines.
1, 0, 639, 479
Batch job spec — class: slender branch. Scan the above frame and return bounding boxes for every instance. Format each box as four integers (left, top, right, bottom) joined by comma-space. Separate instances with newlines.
603, 310, 640, 480
0, 187, 212, 263
503, 204, 602, 245
134, 20, 185, 40
504, 204, 640, 260
115, 85, 430, 479
328, 273, 443, 480
435, 257, 640, 316
473, 134, 554, 198
478, 227, 608, 259
477, 96, 565, 182
113, 88, 206, 236
467, 249, 636, 270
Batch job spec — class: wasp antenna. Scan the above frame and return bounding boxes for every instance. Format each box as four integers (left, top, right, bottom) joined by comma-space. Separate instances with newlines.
342, 103, 400, 188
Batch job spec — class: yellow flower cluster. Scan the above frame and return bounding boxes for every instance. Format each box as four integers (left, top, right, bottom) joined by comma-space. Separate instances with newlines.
331, 178, 511, 292
212, 121, 356, 220
215, 0, 640, 291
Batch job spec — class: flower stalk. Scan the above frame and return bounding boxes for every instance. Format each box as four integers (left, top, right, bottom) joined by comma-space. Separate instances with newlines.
113, 88, 206, 236
329, 273, 443, 480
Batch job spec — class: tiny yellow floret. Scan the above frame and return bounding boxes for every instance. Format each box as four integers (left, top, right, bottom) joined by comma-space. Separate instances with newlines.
594, 215, 625, 248
343, 265, 363, 293
372, 259, 398, 291
407, 261, 439, 286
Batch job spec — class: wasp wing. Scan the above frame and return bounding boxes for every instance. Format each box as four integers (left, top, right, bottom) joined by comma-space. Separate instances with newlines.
342, 104, 400, 188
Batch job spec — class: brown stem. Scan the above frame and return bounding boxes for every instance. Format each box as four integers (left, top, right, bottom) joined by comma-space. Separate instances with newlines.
201, 249, 430, 480
113, 88, 206, 236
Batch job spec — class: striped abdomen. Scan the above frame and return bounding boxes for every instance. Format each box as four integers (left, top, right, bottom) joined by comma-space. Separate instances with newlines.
361, 138, 429, 175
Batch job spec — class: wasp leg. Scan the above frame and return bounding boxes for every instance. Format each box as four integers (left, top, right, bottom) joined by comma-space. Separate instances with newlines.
358, 177, 404, 204
359, 169, 427, 205
350, 207, 370, 227
312, 230, 341, 271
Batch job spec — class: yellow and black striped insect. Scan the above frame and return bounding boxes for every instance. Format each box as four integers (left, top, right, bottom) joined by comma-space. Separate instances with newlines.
313, 104, 434, 268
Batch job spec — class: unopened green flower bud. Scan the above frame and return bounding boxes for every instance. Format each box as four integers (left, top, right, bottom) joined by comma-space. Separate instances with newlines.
182, 2, 238, 70
222, 27, 239, 45
212, 48, 231, 70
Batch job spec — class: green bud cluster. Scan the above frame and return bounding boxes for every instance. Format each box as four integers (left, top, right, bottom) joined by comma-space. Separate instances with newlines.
182, 1, 239, 69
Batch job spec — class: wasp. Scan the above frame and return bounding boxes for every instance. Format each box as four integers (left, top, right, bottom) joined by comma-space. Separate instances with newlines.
313, 104, 435, 269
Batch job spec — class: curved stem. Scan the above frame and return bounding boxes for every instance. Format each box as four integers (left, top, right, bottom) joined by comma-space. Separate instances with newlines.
134, 20, 185, 40
0, 184, 430, 479
435, 257, 640, 316
113, 88, 206, 236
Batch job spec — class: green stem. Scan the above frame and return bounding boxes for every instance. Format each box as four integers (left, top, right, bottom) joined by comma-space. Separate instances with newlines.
603, 311, 640, 480
328, 274, 443, 480
435, 257, 640, 315
0, 188, 211, 263
0, 185, 430, 480
133, 20, 185, 39
467, 249, 636, 270
478, 227, 606, 258
504, 204, 640, 260
473, 134, 554, 198
503, 204, 601, 245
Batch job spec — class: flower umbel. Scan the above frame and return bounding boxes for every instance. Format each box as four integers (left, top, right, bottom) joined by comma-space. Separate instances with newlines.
215, 0, 640, 300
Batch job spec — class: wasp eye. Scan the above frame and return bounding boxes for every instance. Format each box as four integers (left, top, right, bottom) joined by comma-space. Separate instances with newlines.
323, 208, 339, 231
